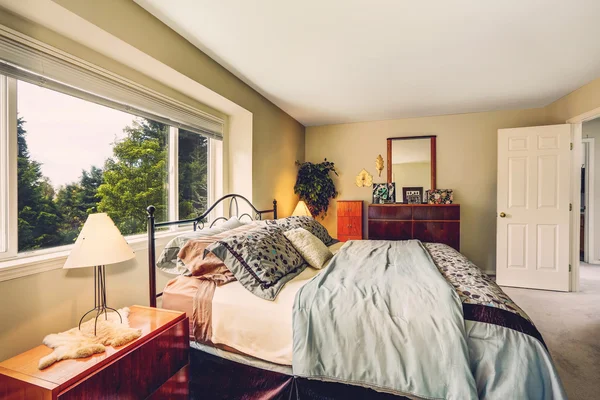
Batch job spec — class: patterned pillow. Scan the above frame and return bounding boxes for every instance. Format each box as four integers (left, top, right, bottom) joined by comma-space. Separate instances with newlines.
156, 217, 247, 275
206, 225, 307, 301
178, 222, 265, 276
266, 216, 335, 246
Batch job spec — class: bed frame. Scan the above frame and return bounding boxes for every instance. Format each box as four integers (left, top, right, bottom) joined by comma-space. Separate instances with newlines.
144, 194, 409, 399
145, 194, 277, 307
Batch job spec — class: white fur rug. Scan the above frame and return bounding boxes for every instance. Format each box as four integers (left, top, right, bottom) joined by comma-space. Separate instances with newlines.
39, 307, 142, 370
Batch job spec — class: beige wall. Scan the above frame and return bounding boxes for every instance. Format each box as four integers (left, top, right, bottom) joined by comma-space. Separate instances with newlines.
0, 1, 304, 361
306, 76, 600, 275
546, 77, 600, 123
582, 119, 600, 262
306, 108, 550, 274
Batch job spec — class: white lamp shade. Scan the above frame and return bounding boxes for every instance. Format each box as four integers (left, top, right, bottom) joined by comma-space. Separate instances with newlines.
292, 201, 313, 217
64, 213, 135, 269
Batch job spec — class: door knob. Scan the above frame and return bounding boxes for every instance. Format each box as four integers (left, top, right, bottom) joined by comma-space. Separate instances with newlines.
499, 212, 506, 218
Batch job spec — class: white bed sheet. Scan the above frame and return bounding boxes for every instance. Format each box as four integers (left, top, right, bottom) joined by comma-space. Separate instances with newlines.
211, 241, 344, 365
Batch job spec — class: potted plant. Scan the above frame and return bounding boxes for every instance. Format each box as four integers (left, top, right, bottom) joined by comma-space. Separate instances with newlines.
294, 159, 338, 218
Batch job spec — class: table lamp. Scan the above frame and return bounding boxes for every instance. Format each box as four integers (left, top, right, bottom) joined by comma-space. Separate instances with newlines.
292, 200, 313, 217
64, 213, 135, 335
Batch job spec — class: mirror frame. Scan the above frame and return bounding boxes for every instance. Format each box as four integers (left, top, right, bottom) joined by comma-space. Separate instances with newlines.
386, 135, 437, 190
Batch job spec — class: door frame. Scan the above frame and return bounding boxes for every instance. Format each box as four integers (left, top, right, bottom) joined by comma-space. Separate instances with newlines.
582, 138, 597, 264
567, 106, 600, 291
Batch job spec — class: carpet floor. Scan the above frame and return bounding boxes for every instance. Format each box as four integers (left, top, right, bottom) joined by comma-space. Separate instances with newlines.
502, 263, 600, 400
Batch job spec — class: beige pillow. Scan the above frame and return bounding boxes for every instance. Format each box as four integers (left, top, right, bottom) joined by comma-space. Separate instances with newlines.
284, 227, 333, 269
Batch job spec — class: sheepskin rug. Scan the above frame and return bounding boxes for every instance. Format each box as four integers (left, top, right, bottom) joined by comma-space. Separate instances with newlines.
38, 307, 142, 370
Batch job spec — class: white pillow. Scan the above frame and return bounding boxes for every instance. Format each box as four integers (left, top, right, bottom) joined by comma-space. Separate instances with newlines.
284, 227, 333, 269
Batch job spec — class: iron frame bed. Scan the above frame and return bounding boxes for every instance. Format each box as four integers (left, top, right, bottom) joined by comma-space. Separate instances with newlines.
145, 193, 277, 307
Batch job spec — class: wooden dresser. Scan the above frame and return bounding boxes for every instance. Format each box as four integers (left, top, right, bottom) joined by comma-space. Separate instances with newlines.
368, 204, 460, 250
337, 200, 363, 241
0, 306, 189, 400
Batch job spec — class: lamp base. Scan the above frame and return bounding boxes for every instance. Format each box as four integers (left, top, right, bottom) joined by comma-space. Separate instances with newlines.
78, 265, 122, 335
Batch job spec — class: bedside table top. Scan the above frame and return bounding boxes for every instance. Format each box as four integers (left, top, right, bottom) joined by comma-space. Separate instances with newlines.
0, 305, 185, 391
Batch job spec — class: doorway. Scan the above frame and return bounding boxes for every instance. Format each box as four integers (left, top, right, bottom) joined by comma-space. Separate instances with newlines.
581, 138, 592, 262
581, 118, 600, 266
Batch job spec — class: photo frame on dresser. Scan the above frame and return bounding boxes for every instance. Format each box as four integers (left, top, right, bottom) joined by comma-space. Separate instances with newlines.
372, 183, 396, 204
426, 189, 454, 204
402, 187, 423, 204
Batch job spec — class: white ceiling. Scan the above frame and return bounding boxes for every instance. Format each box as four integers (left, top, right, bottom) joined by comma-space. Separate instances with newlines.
135, 0, 600, 126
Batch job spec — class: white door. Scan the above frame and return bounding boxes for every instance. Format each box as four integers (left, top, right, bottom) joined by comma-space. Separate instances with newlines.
497, 125, 572, 291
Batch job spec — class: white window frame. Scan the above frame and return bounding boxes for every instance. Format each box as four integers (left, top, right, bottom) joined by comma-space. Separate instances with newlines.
0, 76, 17, 258
0, 76, 223, 280
168, 125, 179, 224
209, 138, 223, 221
166, 126, 217, 231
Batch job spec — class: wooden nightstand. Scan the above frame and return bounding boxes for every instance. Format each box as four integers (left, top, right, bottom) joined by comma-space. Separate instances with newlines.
0, 305, 189, 399
337, 200, 363, 241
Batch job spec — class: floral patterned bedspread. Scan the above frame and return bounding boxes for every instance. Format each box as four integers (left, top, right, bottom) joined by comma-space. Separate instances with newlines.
423, 243, 563, 398
424, 242, 532, 323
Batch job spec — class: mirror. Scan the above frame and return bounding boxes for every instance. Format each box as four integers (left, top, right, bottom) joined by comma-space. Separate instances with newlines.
387, 136, 436, 203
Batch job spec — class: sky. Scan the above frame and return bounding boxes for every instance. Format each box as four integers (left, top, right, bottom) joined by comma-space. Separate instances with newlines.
17, 80, 136, 189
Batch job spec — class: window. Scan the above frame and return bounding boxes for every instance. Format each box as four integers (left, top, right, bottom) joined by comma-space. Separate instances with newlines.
178, 129, 209, 220
0, 77, 220, 258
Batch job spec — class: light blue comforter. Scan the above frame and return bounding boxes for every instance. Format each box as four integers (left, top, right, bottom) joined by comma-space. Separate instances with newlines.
293, 240, 478, 399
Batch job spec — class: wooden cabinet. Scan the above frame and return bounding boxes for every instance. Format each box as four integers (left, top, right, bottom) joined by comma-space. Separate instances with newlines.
337, 200, 363, 241
0, 306, 189, 400
368, 204, 460, 250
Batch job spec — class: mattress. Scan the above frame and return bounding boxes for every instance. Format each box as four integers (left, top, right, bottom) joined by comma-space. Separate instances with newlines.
162, 241, 345, 365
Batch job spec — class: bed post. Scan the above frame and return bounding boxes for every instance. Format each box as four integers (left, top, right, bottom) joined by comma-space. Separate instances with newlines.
273, 199, 278, 219
146, 206, 157, 308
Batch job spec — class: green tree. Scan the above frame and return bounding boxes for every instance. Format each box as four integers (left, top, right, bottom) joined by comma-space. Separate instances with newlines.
97, 118, 168, 235
55, 166, 103, 243
17, 117, 62, 251
55, 182, 83, 243
178, 129, 208, 219
79, 166, 104, 214
16, 115, 208, 249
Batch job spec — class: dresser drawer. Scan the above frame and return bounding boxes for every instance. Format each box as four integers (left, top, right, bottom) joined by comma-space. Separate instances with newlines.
338, 216, 361, 236
368, 220, 412, 240
413, 222, 460, 251
368, 205, 412, 220
412, 206, 460, 221
337, 201, 362, 216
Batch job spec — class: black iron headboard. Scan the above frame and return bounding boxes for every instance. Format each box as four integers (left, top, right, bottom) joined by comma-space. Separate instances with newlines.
146, 194, 277, 307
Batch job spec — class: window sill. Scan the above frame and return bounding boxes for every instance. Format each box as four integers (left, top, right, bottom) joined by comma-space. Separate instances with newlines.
0, 229, 190, 282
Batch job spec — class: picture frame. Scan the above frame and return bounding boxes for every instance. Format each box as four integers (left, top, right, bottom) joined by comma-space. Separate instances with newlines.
426, 189, 454, 204
402, 187, 423, 204
372, 183, 396, 204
